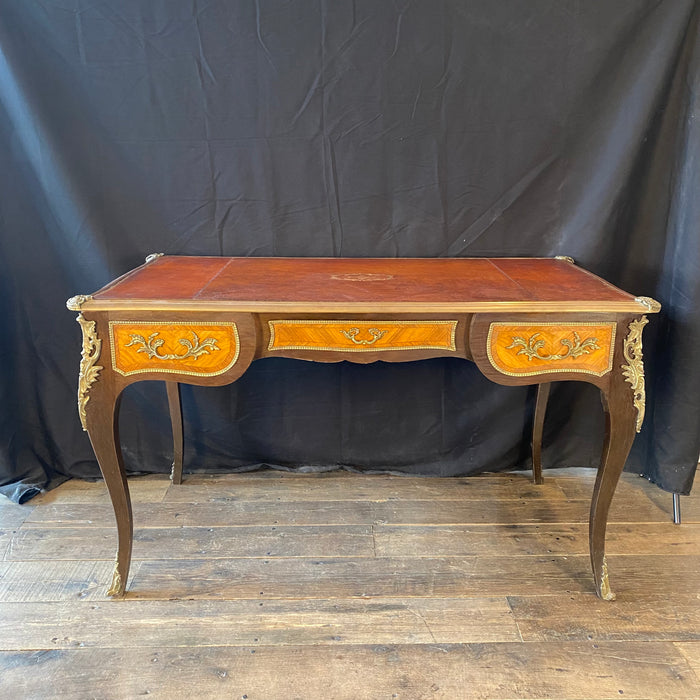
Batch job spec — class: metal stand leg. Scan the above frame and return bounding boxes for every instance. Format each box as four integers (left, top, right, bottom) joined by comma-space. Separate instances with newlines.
672, 493, 681, 524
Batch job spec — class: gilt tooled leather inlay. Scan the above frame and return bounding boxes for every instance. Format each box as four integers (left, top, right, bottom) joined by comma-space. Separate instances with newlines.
487, 322, 616, 377
329, 273, 394, 281
268, 320, 458, 352
110, 322, 239, 376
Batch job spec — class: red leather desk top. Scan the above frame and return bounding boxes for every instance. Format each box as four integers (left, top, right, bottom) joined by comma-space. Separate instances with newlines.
87, 256, 644, 313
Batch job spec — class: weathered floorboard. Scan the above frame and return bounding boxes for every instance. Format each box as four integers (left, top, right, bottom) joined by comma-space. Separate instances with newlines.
0, 642, 698, 700
1, 468, 698, 699
0, 501, 34, 528
508, 592, 700, 641
22, 493, 668, 528
373, 522, 700, 557
7, 525, 375, 560
0, 561, 143, 602
128, 553, 700, 601
162, 471, 570, 503
0, 597, 521, 650
28, 474, 170, 505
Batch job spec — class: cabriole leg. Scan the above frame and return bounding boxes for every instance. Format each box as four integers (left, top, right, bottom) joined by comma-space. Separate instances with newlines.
73, 311, 133, 597
84, 387, 132, 597
531, 382, 551, 484
589, 387, 636, 600
166, 381, 184, 484
590, 316, 647, 600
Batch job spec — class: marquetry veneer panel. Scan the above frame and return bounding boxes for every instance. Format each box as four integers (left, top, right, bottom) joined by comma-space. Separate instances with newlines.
487, 322, 616, 377
268, 320, 458, 353
110, 322, 240, 376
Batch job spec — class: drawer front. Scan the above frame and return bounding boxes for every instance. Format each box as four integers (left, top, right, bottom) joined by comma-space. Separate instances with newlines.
487, 322, 616, 377
110, 321, 240, 376
268, 320, 458, 353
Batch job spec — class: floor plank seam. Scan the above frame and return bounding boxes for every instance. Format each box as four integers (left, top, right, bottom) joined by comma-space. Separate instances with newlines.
505, 595, 525, 643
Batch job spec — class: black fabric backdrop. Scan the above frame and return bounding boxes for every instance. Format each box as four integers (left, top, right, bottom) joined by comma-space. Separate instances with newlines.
1, 1, 698, 504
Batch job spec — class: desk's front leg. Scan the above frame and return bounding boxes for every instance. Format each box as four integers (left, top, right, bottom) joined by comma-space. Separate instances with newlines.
68, 305, 258, 596
70, 310, 132, 597
470, 313, 652, 599
591, 367, 637, 599
590, 316, 648, 599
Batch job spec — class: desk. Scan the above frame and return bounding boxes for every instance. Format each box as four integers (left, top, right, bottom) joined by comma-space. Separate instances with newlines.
66, 256, 660, 599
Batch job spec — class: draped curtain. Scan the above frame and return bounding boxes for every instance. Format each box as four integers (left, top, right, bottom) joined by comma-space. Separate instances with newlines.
1, 0, 698, 503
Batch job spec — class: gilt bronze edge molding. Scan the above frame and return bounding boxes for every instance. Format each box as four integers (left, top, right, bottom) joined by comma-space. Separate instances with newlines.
634, 296, 661, 314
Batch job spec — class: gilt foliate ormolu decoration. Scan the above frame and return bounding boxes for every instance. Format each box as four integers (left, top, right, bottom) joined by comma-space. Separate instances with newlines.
75, 313, 103, 431
125, 330, 220, 361
110, 321, 240, 377
621, 316, 649, 433
340, 327, 387, 345
486, 322, 616, 377
66, 294, 93, 311
107, 556, 124, 597
506, 331, 600, 361
600, 556, 615, 601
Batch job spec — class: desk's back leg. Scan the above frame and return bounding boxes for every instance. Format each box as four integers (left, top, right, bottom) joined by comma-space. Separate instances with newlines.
166, 381, 184, 485
531, 382, 551, 484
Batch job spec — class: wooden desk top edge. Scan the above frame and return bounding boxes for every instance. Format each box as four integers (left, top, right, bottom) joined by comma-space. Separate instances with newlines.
67, 255, 661, 315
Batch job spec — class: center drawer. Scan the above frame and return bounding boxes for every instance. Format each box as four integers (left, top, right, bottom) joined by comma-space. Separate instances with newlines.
267, 320, 458, 353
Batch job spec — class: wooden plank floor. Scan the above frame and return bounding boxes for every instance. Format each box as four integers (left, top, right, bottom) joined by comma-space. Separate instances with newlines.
1, 467, 699, 699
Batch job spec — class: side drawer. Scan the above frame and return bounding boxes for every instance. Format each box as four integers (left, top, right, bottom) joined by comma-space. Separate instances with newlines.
268, 320, 458, 353
110, 321, 240, 377
487, 322, 616, 377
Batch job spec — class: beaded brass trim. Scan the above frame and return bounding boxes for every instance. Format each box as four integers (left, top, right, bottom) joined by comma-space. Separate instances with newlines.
621, 316, 649, 432
486, 322, 616, 377
75, 314, 103, 431
267, 319, 458, 352
109, 321, 240, 377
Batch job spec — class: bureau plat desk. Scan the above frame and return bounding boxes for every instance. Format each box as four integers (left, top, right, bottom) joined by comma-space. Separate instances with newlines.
66, 255, 660, 600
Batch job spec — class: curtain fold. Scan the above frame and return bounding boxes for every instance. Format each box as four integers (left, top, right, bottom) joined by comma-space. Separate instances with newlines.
1, 0, 698, 502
